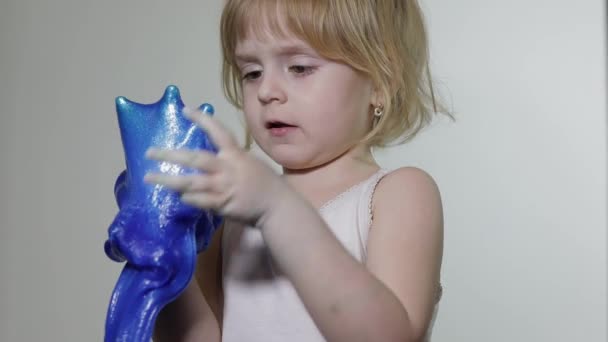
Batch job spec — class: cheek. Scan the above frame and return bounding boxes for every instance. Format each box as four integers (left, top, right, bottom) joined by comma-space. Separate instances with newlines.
241, 87, 257, 110
241, 90, 260, 123
304, 80, 371, 129
240, 101, 263, 145
309, 67, 371, 112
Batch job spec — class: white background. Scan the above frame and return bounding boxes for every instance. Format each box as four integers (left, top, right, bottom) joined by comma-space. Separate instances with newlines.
0, 0, 605, 341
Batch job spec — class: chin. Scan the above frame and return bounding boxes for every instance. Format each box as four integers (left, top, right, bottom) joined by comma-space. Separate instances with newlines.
271, 154, 308, 169
263, 146, 312, 170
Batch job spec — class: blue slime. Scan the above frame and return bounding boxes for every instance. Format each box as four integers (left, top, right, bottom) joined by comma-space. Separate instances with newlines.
104, 85, 223, 341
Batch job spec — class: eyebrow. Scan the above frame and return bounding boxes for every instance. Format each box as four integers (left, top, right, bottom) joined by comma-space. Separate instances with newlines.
235, 43, 319, 63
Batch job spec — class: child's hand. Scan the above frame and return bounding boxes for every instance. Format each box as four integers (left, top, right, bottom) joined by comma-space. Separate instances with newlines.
143, 109, 288, 227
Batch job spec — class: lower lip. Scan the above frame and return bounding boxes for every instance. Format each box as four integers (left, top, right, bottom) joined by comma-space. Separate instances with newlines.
269, 126, 297, 137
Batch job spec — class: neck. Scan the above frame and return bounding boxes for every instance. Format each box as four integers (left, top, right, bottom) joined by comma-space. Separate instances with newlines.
280, 143, 380, 196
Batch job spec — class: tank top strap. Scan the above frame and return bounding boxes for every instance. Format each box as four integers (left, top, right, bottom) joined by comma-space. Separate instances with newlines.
365, 168, 393, 228
353, 168, 392, 261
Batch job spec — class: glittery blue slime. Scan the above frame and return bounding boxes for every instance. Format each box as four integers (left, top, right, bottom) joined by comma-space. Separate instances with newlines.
104, 85, 223, 342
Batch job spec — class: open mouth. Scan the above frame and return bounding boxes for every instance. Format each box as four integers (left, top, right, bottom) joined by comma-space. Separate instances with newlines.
265, 121, 296, 129
265, 120, 297, 137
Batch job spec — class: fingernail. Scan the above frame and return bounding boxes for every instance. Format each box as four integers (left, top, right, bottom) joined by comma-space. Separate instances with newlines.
145, 148, 159, 158
143, 173, 153, 182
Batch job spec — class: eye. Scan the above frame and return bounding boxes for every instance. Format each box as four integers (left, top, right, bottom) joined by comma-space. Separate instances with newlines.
289, 65, 316, 76
242, 70, 262, 81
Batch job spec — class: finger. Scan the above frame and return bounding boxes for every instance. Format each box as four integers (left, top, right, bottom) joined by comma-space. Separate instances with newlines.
144, 172, 221, 193
184, 109, 239, 150
143, 173, 201, 192
181, 192, 226, 210
145, 148, 221, 173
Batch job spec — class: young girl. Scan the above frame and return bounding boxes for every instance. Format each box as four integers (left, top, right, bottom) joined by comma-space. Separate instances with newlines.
148, 0, 447, 341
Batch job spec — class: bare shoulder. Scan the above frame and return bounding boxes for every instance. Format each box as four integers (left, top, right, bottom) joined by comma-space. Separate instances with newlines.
370, 165, 443, 252
377, 166, 441, 200
366, 166, 443, 340
372, 166, 443, 223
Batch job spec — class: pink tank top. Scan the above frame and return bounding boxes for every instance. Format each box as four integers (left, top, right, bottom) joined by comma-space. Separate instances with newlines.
220, 168, 441, 341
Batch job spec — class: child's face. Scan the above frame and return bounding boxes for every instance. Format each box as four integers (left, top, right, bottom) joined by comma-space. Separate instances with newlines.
235, 28, 376, 170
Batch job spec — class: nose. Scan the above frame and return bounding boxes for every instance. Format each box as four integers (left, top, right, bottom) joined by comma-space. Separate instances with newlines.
257, 69, 287, 105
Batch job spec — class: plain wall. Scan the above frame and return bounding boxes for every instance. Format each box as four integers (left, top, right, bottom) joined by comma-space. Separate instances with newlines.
0, 0, 605, 341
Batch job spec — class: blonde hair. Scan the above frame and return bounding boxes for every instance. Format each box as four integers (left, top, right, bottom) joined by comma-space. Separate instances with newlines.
220, 0, 453, 150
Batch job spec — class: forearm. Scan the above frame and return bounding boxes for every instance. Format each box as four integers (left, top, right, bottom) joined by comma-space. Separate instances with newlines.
153, 279, 221, 342
257, 191, 414, 342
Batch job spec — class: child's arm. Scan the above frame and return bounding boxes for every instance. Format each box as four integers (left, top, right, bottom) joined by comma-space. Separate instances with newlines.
153, 225, 224, 342
365, 168, 443, 340
258, 167, 442, 342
